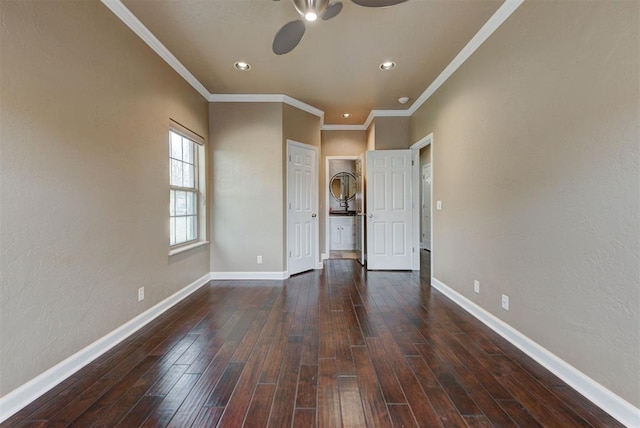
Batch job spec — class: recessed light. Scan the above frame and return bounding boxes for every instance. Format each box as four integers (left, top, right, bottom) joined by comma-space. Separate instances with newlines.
234, 61, 251, 71
398, 96, 409, 104
342, 113, 352, 118
304, 12, 318, 21
379, 61, 396, 70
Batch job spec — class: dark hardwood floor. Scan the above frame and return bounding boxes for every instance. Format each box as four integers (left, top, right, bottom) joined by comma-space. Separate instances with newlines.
3, 252, 622, 427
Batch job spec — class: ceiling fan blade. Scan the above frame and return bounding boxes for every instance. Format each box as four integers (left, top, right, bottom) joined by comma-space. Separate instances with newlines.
322, 2, 343, 20
272, 20, 306, 55
351, 0, 407, 7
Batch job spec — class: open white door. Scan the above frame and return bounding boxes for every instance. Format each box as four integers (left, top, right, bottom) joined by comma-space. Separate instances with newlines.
355, 153, 365, 265
422, 163, 432, 250
366, 150, 413, 270
287, 141, 318, 276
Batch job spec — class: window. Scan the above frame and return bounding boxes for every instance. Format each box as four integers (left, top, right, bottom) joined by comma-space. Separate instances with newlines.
169, 126, 205, 250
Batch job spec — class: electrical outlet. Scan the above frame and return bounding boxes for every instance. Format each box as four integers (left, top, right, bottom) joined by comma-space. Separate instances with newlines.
474, 280, 480, 294
501, 294, 509, 311
257, 255, 263, 264
138, 287, 144, 302
436, 200, 443, 211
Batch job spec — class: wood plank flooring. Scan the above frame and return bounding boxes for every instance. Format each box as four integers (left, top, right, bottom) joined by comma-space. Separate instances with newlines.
3, 253, 622, 427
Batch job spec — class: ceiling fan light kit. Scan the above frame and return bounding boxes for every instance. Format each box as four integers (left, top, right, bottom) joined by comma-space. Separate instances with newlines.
294, 0, 329, 21
273, 0, 408, 55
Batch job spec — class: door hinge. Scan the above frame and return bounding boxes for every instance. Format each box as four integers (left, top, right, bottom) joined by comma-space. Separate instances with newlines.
412, 160, 415, 166
289, 251, 291, 257
412, 247, 415, 253
289, 155, 291, 162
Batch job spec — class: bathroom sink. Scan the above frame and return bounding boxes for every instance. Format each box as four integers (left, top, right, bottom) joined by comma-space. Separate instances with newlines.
330, 210, 357, 216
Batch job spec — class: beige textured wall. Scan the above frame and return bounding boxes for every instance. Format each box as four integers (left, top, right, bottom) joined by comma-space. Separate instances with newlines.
410, 1, 640, 406
0, 0, 209, 396
209, 103, 284, 272
374, 116, 410, 150
320, 130, 367, 253
366, 121, 376, 151
282, 104, 321, 148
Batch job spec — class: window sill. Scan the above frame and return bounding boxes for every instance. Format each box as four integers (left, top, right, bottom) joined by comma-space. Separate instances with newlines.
169, 240, 209, 256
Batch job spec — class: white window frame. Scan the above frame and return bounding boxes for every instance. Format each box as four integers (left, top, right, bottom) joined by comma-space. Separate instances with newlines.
168, 122, 208, 256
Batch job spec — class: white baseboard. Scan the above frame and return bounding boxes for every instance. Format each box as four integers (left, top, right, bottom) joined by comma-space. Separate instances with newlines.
321, 253, 329, 260
431, 277, 640, 427
209, 271, 289, 280
0, 272, 212, 423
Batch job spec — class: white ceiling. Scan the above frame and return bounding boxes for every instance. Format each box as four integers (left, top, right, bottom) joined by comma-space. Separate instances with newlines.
119, 0, 504, 124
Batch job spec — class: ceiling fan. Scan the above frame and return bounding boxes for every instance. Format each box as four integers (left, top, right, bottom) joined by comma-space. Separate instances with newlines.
272, 0, 407, 55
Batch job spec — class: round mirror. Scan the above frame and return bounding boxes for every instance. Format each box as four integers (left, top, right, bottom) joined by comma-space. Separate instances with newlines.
330, 172, 357, 201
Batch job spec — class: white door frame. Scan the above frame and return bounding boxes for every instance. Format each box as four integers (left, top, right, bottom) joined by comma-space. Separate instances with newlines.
410, 133, 433, 273
286, 140, 321, 275
324, 156, 359, 259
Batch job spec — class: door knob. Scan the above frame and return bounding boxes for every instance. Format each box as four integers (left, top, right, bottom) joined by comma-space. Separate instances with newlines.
311, 213, 317, 218
368, 214, 373, 218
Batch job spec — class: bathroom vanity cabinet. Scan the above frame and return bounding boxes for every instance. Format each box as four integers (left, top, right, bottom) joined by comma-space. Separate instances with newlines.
330, 216, 356, 250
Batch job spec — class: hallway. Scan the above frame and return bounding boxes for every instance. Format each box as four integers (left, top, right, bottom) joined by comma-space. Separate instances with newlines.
3, 257, 620, 427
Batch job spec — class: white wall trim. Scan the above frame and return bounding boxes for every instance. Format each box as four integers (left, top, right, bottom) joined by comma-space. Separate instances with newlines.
362, 109, 411, 130
209, 94, 324, 119
209, 93, 283, 103
430, 277, 640, 428
209, 271, 289, 280
0, 272, 212, 423
371, 109, 411, 117
283, 95, 325, 119
100, 0, 211, 100
406, 0, 524, 116
410, 133, 434, 151
321, 124, 367, 131
321, 252, 329, 260
363, 111, 376, 130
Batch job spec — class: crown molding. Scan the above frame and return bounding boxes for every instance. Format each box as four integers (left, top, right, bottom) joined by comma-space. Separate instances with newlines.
321, 124, 367, 131
371, 109, 412, 117
406, 0, 524, 116
209, 94, 324, 119
101, 0, 524, 127
208, 93, 283, 103
282, 95, 324, 119
100, 0, 211, 100
363, 111, 376, 129
361, 109, 410, 129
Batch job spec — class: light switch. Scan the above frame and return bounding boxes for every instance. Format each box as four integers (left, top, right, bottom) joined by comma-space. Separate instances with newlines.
436, 200, 443, 211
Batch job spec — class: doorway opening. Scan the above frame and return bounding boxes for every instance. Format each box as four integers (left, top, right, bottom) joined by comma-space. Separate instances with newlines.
325, 156, 361, 261
411, 133, 433, 276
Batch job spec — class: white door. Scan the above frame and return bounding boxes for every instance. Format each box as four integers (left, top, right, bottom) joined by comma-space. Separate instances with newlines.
288, 141, 318, 275
355, 153, 365, 265
366, 150, 413, 270
422, 164, 431, 251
